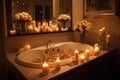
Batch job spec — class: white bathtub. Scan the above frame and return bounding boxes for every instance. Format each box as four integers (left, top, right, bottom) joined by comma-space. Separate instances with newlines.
16, 42, 93, 68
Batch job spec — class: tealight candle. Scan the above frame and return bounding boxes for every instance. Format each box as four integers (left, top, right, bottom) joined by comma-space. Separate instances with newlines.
93, 46, 100, 55
24, 44, 31, 50
74, 49, 79, 64
10, 29, 16, 35
42, 62, 49, 74
55, 58, 61, 69
80, 54, 85, 63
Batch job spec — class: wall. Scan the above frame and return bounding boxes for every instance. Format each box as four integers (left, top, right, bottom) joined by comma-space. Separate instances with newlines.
0, 0, 8, 79
72, 0, 83, 25
53, 0, 60, 18
72, 0, 83, 42
5, 32, 73, 53
85, 16, 120, 48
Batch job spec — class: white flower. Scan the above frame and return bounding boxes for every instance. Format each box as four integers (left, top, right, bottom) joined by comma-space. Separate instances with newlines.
13, 12, 32, 21
73, 20, 92, 32
57, 14, 71, 21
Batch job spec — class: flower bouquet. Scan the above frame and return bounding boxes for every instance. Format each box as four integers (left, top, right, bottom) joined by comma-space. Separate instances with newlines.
73, 20, 92, 32
57, 14, 71, 30
13, 12, 33, 34
73, 20, 92, 43
13, 12, 32, 21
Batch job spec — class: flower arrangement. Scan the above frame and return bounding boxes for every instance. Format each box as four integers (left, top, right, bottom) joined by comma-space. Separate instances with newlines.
73, 20, 92, 32
57, 14, 71, 21
57, 14, 71, 29
13, 12, 32, 21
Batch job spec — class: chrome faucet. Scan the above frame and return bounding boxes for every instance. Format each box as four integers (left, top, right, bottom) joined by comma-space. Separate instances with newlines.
45, 40, 54, 55
46, 40, 53, 49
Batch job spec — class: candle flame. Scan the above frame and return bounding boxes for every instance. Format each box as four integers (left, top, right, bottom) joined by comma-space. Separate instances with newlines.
74, 49, 79, 53
85, 49, 89, 53
43, 62, 48, 67
106, 34, 110, 37
56, 58, 60, 62
80, 55, 85, 59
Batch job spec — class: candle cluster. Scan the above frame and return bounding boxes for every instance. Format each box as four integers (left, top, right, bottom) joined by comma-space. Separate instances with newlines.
73, 48, 100, 64
10, 13, 71, 35
40, 46, 102, 75
99, 27, 111, 50
42, 57, 61, 75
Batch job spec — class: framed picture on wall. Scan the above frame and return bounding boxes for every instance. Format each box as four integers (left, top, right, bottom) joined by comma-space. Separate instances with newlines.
84, 0, 115, 17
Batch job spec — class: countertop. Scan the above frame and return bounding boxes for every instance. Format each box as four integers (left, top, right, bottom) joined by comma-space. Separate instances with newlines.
7, 50, 108, 80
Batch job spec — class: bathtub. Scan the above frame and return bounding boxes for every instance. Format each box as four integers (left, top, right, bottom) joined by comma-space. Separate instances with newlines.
16, 42, 93, 68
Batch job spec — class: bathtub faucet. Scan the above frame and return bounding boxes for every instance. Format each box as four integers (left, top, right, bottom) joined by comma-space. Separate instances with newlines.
45, 40, 54, 55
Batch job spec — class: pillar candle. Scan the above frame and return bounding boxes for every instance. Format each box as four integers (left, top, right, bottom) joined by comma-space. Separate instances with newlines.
106, 34, 111, 43
99, 29, 103, 36
74, 49, 79, 64
102, 27, 106, 34
84, 49, 89, 60
31, 20, 36, 30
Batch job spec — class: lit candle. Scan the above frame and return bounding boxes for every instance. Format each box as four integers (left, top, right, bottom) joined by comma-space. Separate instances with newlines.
31, 20, 36, 30
84, 49, 90, 60
94, 46, 100, 55
80, 54, 85, 63
74, 49, 79, 64
99, 29, 103, 36
56, 27, 59, 31
102, 27, 106, 34
42, 62, 49, 74
106, 34, 110, 43
26, 24, 34, 33
24, 44, 31, 50
55, 58, 61, 69
34, 27, 40, 32
10, 29, 16, 35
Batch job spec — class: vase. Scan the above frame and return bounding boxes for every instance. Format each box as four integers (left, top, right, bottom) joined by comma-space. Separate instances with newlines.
58, 20, 69, 30
14, 20, 29, 34
80, 31, 86, 43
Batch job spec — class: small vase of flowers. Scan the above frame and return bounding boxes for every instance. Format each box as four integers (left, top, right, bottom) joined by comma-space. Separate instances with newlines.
13, 12, 32, 34
57, 14, 71, 31
73, 20, 92, 43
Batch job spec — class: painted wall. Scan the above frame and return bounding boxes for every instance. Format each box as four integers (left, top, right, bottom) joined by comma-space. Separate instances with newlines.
85, 16, 120, 48
5, 32, 73, 53
72, 0, 83, 26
